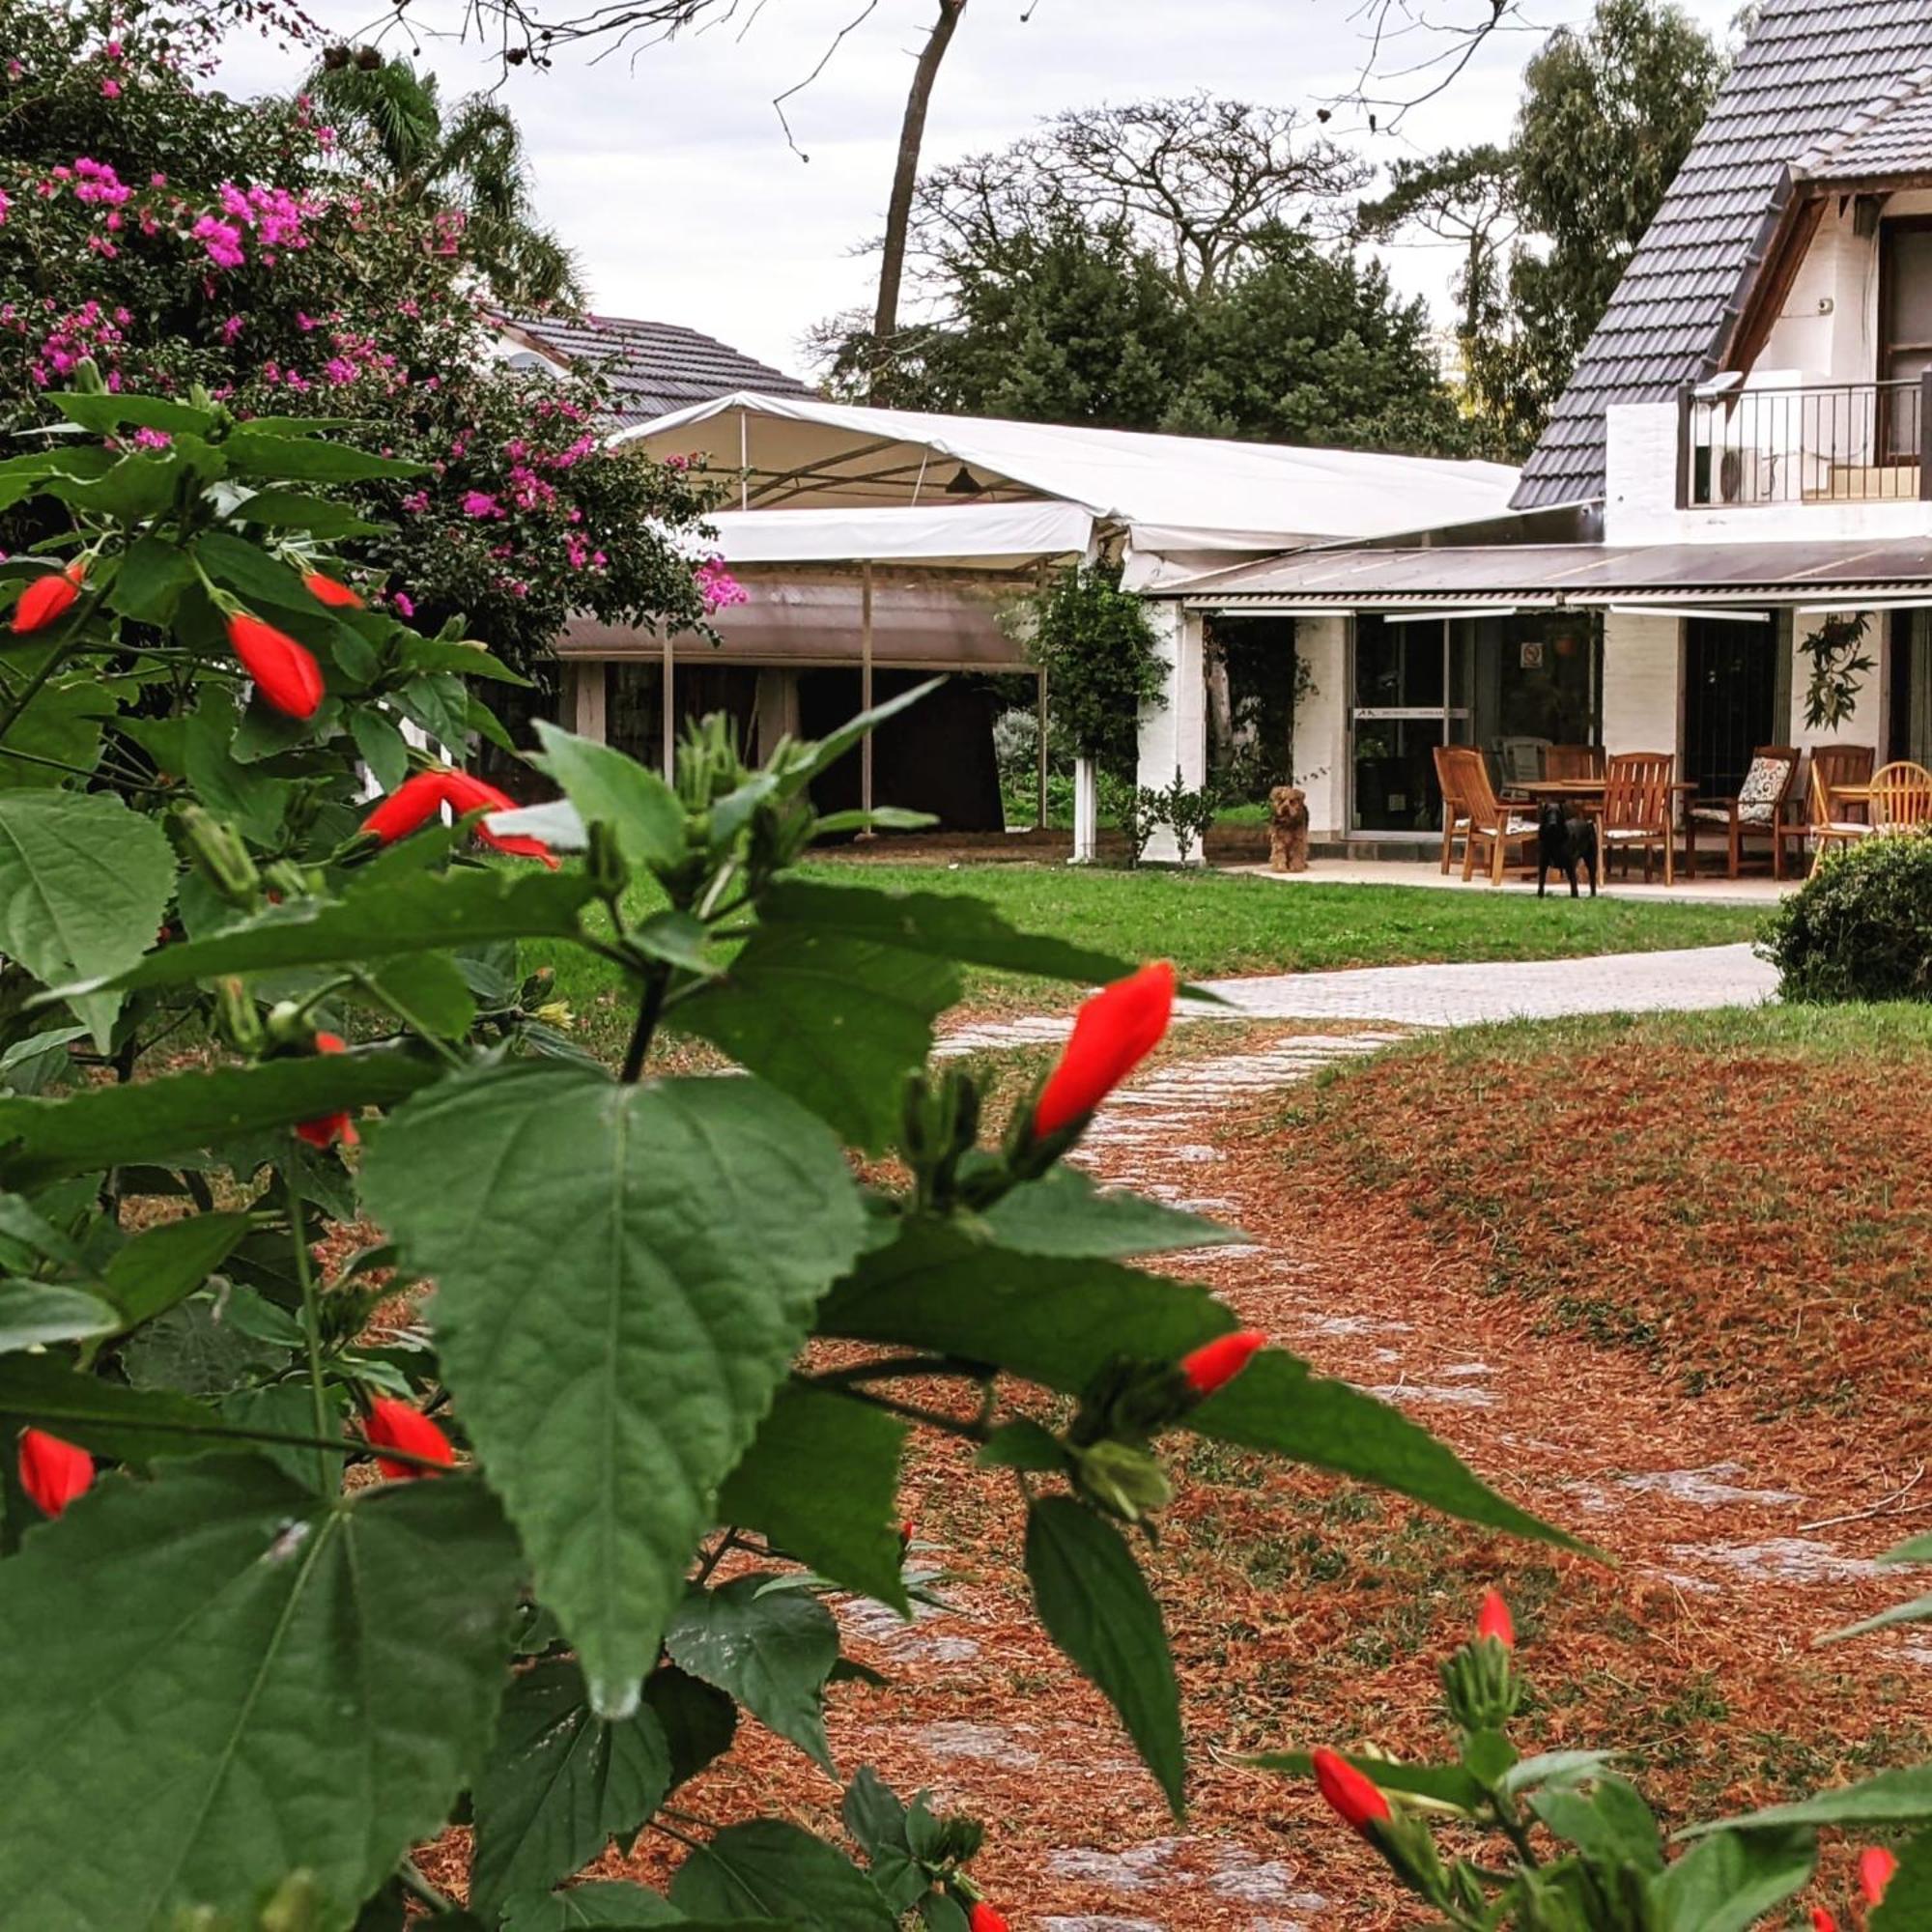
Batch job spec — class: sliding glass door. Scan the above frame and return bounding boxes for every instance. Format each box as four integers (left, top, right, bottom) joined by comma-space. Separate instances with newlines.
1350, 615, 1470, 833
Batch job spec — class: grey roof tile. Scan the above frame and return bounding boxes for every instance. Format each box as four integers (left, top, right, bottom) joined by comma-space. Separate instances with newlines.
1514, 0, 1932, 509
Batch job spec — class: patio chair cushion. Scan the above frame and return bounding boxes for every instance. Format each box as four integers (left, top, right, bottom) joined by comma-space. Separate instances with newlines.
1503, 815, 1536, 835
1733, 756, 1788, 824
1602, 826, 1662, 842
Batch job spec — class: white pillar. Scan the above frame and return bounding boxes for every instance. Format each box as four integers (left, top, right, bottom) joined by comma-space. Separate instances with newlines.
1070, 756, 1098, 864
1136, 602, 1208, 865
567, 662, 607, 745
1292, 616, 1350, 840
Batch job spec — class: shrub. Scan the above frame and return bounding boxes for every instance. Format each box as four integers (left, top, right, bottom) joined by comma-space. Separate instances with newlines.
1761, 832, 1932, 1003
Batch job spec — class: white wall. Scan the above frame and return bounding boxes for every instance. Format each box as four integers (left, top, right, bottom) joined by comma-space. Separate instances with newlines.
1785, 611, 1889, 752
1601, 612, 1682, 755
1292, 616, 1350, 838
1136, 602, 1208, 864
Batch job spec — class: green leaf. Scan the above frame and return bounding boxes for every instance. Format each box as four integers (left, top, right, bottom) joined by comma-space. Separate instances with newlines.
99, 1209, 252, 1330
818, 1220, 1231, 1390
811, 808, 938, 837
633, 910, 716, 974
122, 1293, 286, 1397
0, 1278, 118, 1351
0, 1050, 440, 1188
500, 1881, 686, 1930
183, 693, 294, 844
45, 449, 187, 521
668, 1820, 891, 1928
223, 430, 425, 482
230, 487, 384, 539
532, 724, 686, 871
352, 708, 412, 793
787, 679, 942, 791
1872, 1826, 1932, 1930
666, 1577, 841, 1772
1024, 1495, 1184, 1814
841, 1766, 909, 1859
107, 536, 198, 626
675, 926, 957, 1151
0, 1024, 86, 1094
54, 867, 598, 997
643, 1666, 737, 1791
1685, 1766, 1932, 1835
0, 1460, 521, 1930
1831, 1593, 1932, 1641
1533, 1777, 1662, 1869
0, 1354, 233, 1460
0, 789, 175, 1048
1651, 1827, 1815, 1932
359, 950, 479, 1038
717, 1384, 908, 1610
976, 1416, 1068, 1473
360, 1062, 869, 1717
193, 529, 338, 620
980, 1166, 1244, 1259
1883, 1533, 1932, 1565
402, 637, 533, 686
0, 679, 114, 790
52, 392, 215, 437
1236, 1747, 1486, 1810
1193, 1350, 1582, 1549
1502, 1749, 1622, 1797
471, 1657, 673, 1916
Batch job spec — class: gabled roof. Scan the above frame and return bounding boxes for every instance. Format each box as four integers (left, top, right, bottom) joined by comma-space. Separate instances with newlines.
1793, 67, 1932, 183
497, 313, 811, 429
1513, 0, 1932, 513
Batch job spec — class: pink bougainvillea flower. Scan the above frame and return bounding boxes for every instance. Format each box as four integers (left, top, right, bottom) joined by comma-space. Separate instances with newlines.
1476, 1589, 1517, 1649
359, 768, 452, 844
295, 1031, 358, 1151
18, 1428, 93, 1519
441, 769, 558, 867
363, 1398, 454, 1480
226, 610, 324, 719
391, 589, 415, 618
1033, 961, 1176, 1137
1860, 1846, 1898, 1905
302, 570, 362, 610
1312, 1747, 1392, 1839
11, 559, 84, 635
1179, 1330, 1265, 1398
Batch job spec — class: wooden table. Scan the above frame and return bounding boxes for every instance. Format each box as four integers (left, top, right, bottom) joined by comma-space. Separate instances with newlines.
1504, 778, 1696, 883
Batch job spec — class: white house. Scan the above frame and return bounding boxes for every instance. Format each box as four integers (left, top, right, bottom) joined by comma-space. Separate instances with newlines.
1148, 0, 1932, 856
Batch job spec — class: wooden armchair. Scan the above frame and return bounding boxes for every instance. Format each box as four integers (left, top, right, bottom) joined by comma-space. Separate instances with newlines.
1806, 760, 1875, 874
1813, 744, 1877, 825
1545, 744, 1605, 781
1432, 741, 1472, 876
1600, 752, 1677, 885
1495, 737, 1548, 791
1454, 746, 1539, 887
1870, 760, 1932, 830
1684, 746, 1798, 879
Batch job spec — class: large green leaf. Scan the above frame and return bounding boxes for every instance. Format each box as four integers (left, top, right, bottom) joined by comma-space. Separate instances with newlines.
1237, 1747, 1486, 1810
643, 1667, 737, 1791
0, 1278, 119, 1351
0, 1460, 521, 1930
666, 1577, 841, 1772
470, 1658, 672, 1917
0, 1354, 233, 1460
360, 1062, 868, 1717
668, 1820, 891, 1928
0, 680, 115, 790
1650, 1827, 1814, 1932
817, 1219, 1231, 1389
1872, 1827, 1932, 1930
53, 392, 215, 437
1024, 1495, 1183, 1814
101, 1209, 252, 1329
499, 1881, 685, 1929
674, 926, 957, 1151
53, 867, 598, 998
980, 1166, 1244, 1259
532, 724, 686, 872
1685, 1766, 1932, 1835
223, 430, 424, 482
0, 1050, 441, 1188
0, 789, 175, 1047
717, 1384, 908, 1611
1192, 1350, 1580, 1549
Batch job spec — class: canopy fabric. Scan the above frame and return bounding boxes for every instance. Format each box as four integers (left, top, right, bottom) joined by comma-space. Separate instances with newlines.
618, 391, 1520, 554
700, 499, 1093, 569
1161, 535, 1932, 609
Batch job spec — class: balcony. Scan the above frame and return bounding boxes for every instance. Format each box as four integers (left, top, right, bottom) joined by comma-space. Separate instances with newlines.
1676, 375, 1932, 507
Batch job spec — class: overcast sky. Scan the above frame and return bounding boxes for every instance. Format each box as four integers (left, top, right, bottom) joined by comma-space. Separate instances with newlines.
216, 0, 1740, 378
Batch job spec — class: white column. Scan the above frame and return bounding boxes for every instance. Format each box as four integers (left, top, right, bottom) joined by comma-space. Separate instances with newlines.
1137, 601, 1208, 865
567, 662, 608, 745
1292, 616, 1350, 840
1070, 756, 1098, 864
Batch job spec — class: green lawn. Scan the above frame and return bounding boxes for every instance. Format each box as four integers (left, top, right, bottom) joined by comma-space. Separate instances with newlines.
528, 860, 1769, 1051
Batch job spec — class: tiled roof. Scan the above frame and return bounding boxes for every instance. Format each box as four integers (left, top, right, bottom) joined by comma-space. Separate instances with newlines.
1513, 0, 1932, 511
498, 313, 811, 429
1794, 67, 1932, 179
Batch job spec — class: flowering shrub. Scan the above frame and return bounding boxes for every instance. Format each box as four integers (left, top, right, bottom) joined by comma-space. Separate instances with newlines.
0, 0, 722, 678
0, 375, 1577, 1928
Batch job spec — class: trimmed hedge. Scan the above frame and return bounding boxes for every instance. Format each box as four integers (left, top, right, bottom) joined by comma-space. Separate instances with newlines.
1761, 831, 1932, 1002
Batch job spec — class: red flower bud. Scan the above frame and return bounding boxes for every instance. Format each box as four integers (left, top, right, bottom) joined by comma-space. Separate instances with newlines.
1179, 1329, 1266, 1398
441, 768, 558, 867
1811, 1911, 1839, 1932
1860, 1846, 1898, 1905
303, 570, 363, 610
967, 1905, 1009, 1932
1476, 1589, 1516, 1649
1312, 1747, 1391, 1839
11, 560, 84, 636
363, 1397, 454, 1480
226, 610, 325, 720
18, 1427, 93, 1518
358, 767, 453, 844
295, 1030, 358, 1150
1033, 960, 1176, 1138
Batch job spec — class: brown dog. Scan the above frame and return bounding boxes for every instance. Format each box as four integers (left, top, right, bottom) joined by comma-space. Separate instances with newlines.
1268, 784, 1309, 872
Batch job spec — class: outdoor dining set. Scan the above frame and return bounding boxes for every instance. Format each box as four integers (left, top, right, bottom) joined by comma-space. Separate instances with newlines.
1432, 742, 1932, 887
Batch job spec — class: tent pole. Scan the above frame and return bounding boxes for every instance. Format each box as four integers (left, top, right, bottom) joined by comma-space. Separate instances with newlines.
661, 631, 675, 780
1035, 668, 1048, 830
738, 410, 749, 511
858, 560, 875, 838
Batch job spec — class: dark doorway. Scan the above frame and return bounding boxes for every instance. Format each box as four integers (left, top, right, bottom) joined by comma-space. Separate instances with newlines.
798, 669, 1005, 833
1684, 617, 1776, 798
1880, 217, 1932, 460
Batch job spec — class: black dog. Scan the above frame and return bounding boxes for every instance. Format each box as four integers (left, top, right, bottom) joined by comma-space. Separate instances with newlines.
1536, 802, 1598, 898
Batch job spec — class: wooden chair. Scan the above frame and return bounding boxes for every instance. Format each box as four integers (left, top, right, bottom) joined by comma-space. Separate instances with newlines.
1545, 744, 1605, 781
1495, 736, 1548, 790
1454, 746, 1539, 887
1431, 742, 1472, 876
1806, 759, 1875, 874
1869, 760, 1932, 830
1599, 752, 1677, 885
1812, 744, 1876, 823
1684, 746, 1798, 880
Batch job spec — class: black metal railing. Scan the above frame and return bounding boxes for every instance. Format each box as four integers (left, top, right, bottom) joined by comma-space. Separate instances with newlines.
1676, 373, 1932, 507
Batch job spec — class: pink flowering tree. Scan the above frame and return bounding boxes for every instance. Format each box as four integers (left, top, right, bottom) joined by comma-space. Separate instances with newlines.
1, 0, 725, 682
